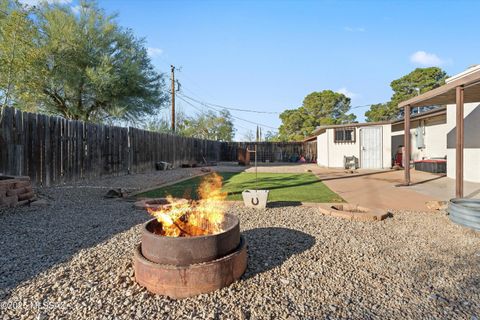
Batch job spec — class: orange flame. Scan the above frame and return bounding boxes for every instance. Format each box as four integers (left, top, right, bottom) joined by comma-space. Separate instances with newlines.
147, 173, 227, 237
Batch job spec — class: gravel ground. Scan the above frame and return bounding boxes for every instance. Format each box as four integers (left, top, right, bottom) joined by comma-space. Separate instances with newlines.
1, 169, 480, 319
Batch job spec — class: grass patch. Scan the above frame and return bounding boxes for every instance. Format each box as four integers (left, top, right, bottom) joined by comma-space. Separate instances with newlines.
138, 172, 344, 203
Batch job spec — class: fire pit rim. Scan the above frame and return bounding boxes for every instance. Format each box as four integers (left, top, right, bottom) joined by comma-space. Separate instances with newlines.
141, 213, 241, 266
143, 212, 240, 240
134, 235, 246, 269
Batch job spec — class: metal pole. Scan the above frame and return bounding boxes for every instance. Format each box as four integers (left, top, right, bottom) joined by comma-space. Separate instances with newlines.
456, 86, 464, 198
171, 65, 176, 133
255, 144, 258, 190
171, 65, 176, 168
404, 105, 411, 185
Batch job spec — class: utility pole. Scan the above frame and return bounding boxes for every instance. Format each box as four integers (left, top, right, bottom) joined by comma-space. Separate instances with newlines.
171, 65, 176, 132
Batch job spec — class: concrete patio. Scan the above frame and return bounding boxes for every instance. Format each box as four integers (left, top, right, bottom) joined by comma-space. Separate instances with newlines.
319, 168, 480, 211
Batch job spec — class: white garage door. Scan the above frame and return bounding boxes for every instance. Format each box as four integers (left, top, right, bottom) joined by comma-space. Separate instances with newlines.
360, 127, 382, 169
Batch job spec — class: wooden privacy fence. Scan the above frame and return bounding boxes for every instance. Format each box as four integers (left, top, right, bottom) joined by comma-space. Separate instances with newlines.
0, 107, 318, 186
0, 107, 223, 186
222, 141, 317, 163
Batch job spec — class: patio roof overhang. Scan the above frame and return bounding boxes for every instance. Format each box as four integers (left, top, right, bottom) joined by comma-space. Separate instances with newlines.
398, 67, 480, 108
398, 66, 480, 198
391, 106, 446, 125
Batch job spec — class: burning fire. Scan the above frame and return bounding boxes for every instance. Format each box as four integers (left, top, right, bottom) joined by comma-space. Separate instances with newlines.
147, 173, 227, 237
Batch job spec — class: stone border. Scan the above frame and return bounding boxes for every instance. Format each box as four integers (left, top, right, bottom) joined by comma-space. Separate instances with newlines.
318, 204, 391, 222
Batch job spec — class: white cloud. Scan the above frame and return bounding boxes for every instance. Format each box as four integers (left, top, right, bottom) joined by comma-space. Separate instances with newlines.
344, 26, 366, 32
19, 0, 72, 6
410, 51, 445, 66
337, 87, 357, 99
147, 47, 163, 58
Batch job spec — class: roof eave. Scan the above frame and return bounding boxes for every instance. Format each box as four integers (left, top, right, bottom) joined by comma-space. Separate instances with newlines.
398, 68, 480, 108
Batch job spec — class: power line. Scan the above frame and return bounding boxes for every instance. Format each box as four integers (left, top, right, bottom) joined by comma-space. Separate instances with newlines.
179, 87, 381, 114
178, 86, 264, 133
177, 94, 279, 130
178, 92, 281, 115
177, 98, 251, 133
178, 93, 279, 130
351, 104, 377, 109
177, 95, 278, 132
177, 95, 206, 114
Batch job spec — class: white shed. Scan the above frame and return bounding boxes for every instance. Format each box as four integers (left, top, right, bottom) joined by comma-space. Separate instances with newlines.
313, 122, 392, 169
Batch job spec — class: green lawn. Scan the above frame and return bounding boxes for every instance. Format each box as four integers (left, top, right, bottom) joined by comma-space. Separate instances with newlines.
138, 172, 344, 203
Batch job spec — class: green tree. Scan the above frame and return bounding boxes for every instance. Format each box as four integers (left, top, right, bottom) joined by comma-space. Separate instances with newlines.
145, 109, 234, 141
182, 109, 235, 141
145, 114, 173, 133
242, 130, 255, 142
0, 0, 167, 122
264, 130, 280, 142
0, 0, 40, 111
363, 103, 390, 122
278, 90, 356, 141
365, 67, 448, 122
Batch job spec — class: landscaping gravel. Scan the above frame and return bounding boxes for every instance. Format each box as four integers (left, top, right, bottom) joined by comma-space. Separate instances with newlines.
1, 169, 479, 319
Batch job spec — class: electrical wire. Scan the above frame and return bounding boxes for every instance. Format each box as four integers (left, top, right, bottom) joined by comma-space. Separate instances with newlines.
177, 93, 279, 130
178, 92, 281, 115
179, 87, 381, 114
177, 96, 255, 134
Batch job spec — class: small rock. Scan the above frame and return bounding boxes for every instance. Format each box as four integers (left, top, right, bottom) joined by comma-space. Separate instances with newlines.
329, 305, 338, 312
428, 293, 449, 304
36, 313, 47, 320
426, 201, 448, 211
104, 188, 128, 198
30, 199, 49, 207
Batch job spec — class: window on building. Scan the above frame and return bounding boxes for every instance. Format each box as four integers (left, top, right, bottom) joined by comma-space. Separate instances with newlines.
334, 127, 355, 143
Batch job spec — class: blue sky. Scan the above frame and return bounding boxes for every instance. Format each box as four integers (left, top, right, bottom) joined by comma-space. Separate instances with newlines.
38, 0, 480, 139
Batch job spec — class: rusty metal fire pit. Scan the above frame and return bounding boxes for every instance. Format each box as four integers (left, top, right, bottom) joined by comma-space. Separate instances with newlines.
134, 213, 247, 299
141, 214, 241, 266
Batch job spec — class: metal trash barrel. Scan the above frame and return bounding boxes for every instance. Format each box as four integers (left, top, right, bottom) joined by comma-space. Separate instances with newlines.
448, 198, 480, 231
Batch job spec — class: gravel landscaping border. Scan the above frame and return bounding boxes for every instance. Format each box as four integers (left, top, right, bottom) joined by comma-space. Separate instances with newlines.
1, 168, 479, 319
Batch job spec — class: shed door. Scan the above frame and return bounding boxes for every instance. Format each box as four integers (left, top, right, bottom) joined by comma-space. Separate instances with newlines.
360, 127, 382, 169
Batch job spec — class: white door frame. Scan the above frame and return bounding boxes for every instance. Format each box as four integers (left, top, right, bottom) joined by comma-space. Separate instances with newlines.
359, 126, 383, 169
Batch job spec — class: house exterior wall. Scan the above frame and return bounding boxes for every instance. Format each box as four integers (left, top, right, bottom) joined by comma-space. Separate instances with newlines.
391, 114, 447, 162
446, 103, 480, 183
317, 130, 329, 166
317, 128, 359, 167
380, 124, 392, 168
316, 124, 391, 168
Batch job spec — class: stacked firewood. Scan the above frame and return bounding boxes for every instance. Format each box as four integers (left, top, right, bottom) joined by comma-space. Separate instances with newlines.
0, 176, 35, 207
